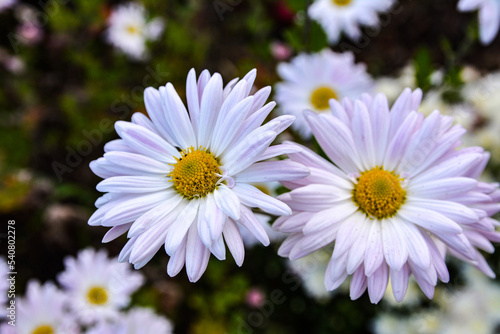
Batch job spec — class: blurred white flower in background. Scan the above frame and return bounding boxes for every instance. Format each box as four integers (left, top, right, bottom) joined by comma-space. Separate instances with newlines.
86, 307, 174, 334
374, 267, 500, 334
18, 280, 80, 334
275, 50, 373, 138
458, 0, 500, 45
106, 2, 165, 60
57, 248, 144, 325
308, 0, 394, 44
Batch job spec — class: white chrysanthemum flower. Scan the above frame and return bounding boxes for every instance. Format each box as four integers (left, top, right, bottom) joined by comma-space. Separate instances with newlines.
106, 2, 165, 60
274, 88, 500, 303
458, 0, 500, 45
57, 248, 144, 324
18, 280, 79, 334
89, 69, 309, 282
86, 307, 173, 334
308, 0, 394, 44
275, 50, 373, 138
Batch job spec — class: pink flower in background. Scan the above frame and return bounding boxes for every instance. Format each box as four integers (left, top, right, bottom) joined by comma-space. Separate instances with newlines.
270, 41, 292, 61
275, 88, 500, 303
89, 69, 309, 282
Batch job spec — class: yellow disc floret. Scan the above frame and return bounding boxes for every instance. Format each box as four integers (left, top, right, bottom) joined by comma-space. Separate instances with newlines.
332, 0, 352, 6
32, 325, 54, 334
352, 167, 406, 219
310, 86, 338, 110
87, 286, 108, 305
169, 146, 222, 199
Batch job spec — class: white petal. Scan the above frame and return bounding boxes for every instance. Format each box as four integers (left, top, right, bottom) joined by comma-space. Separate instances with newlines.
102, 191, 174, 226
186, 224, 211, 282
164, 199, 199, 256
234, 160, 310, 183
381, 218, 408, 271
237, 205, 270, 246
214, 185, 241, 220
398, 205, 463, 235
198, 74, 223, 146
104, 151, 170, 175
167, 237, 187, 277
233, 183, 291, 216
97, 176, 171, 193
223, 219, 245, 266
223, 130, 277, 175
102, 223, 132, 243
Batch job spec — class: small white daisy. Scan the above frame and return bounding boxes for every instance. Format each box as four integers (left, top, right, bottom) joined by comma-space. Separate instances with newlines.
308, 0, 394, 44
106, 2, 165, 60
18, 280, 79, 334
275, 50, 374, 138
89, 68, 309, 282
275, 88, 500, 303
57, 248, 144, 324
86, 307, 173, 334
458, 0, 500, 45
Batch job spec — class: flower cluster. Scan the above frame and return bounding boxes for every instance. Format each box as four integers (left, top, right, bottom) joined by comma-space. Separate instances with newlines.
0, 249, 172, 334
88, 66, 500, 305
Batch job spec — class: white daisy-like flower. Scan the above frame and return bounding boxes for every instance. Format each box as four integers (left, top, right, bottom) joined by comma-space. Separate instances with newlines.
18, 280, 79, 334
308, 0, 394, 44
57, 248, 144, 324
86, 307, 173, 334
275, 50, 374, 138
458, 0, 500, 45
106, 2, 165, 60
89, 69, 309, 282
274, 88, 500, 303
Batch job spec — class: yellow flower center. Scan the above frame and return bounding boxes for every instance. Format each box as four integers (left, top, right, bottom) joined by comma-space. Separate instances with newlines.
126, 25, 140, 35
310, 86, 338, 110
87, 286, 108, 305
168, 147, 222, 199
32, 325, 54, 334
332, 0, 352, 6
352, 167, 406, 219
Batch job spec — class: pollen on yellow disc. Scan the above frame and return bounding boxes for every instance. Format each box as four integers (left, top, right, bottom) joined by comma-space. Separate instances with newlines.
333, 0, 352, 6
352, 167, 406, 219
32, 325, 54, 334
87, 286, 109, 305
126, 25, 139, 34
168, 146, 222, 199
310, 86, 338, 110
